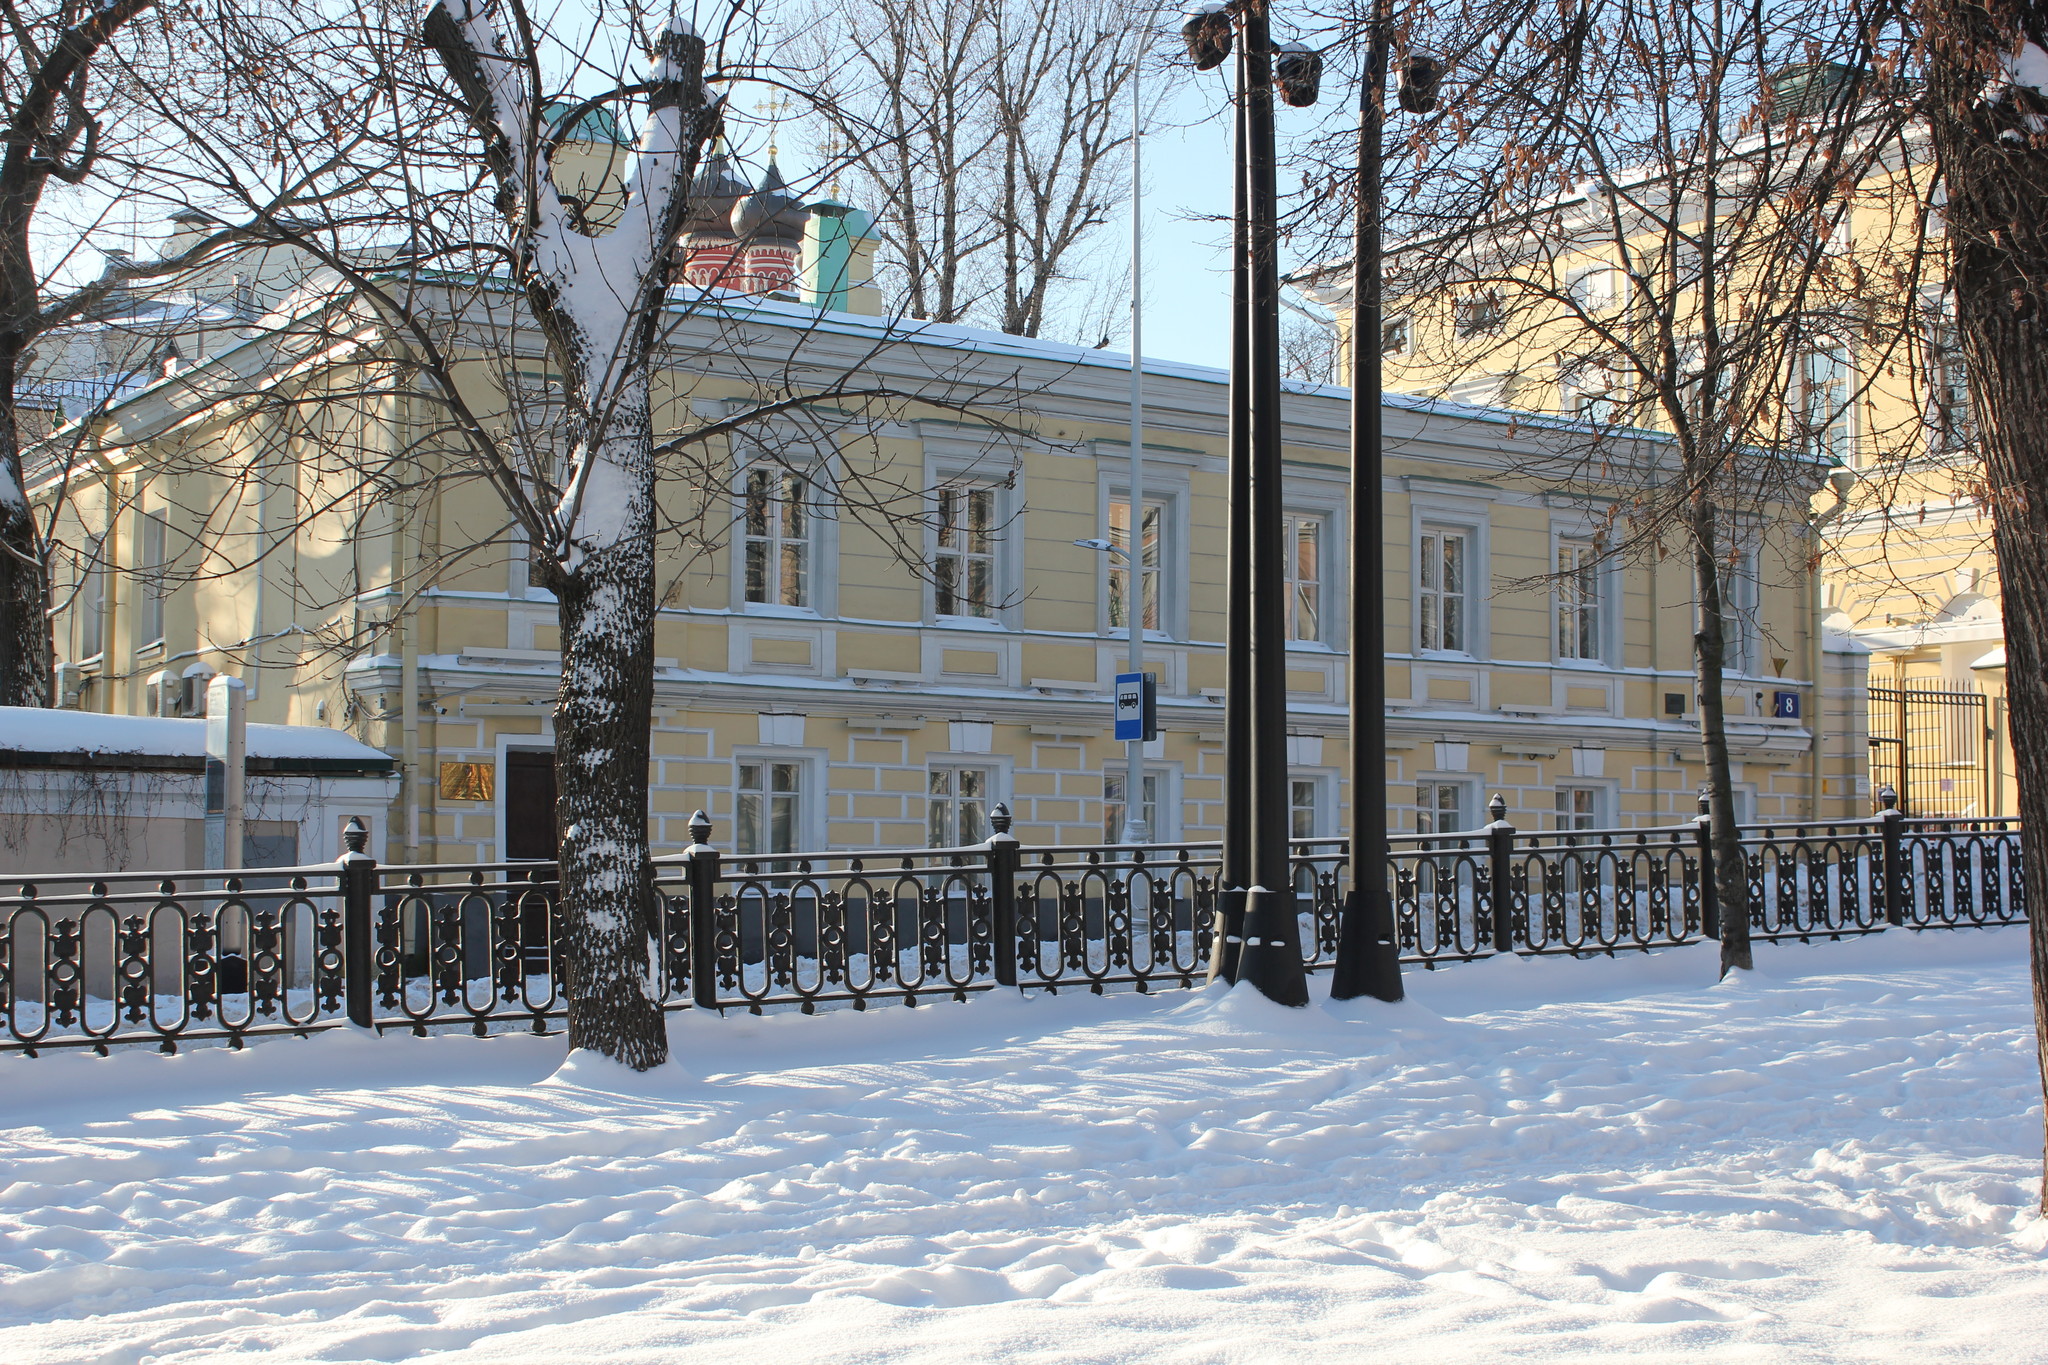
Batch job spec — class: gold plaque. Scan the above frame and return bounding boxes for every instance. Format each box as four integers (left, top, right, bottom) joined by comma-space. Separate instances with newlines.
438, 761, 495, 801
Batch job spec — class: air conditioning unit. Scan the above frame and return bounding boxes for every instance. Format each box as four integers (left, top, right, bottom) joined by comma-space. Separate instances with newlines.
53, 662, 85, 708
179, 661, 216, 717
146, 669, 179, 717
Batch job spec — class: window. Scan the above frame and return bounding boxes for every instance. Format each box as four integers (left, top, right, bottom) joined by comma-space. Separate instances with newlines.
138, 511, 167, 646
1108, 497, 1163, 632
1415, 781, 1465, 835
1561, 356, 1625, 424
1290, 777, 1323, 839
1567, 267, 1620, 312
736, 759, 804, 856
1454, 290, 1504, 337
1797, 347, 1853, 464
1417, 527, 1467, 652
1555, 539, 1602, 660
1284, 513, 1324, 642
928, 765, 993, 847
77, 559, 106, 659
1556, 786, 1603, 831
508, 519, 554, 600
1929, 318, 1973, 453
934, 483, 998, 618
1381, 316, 1411, 356
742, 467, 809, 608
1103, 767, 1163, 843
1715, 553, 1759, 675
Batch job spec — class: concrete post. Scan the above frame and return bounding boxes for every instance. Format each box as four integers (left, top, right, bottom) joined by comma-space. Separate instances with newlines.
204, 675, 247, 870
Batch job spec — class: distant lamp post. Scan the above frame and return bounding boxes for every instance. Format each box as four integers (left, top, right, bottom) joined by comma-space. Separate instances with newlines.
1329, 2, 1446, 1004
1181, 0, 1318, 1008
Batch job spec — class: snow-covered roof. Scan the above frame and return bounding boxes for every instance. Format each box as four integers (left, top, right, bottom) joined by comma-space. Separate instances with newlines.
0, 707, 395, 772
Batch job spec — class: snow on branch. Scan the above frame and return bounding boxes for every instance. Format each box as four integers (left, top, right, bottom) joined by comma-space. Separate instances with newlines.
422, 0, 561, 239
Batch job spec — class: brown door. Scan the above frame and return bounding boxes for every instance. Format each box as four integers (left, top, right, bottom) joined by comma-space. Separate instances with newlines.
504, 749, 559, 860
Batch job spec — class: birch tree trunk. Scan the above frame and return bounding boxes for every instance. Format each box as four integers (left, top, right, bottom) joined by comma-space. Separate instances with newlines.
1921, 0, 2048, 1209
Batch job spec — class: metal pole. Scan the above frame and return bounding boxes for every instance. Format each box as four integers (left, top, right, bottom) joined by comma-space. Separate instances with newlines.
1330, 0, 1404, 1002
1122, 38, 1151, 846
1234, 0, 1309, 1007
1213, 38, 1254, 982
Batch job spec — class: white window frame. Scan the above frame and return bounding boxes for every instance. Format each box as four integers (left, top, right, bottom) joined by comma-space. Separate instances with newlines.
738, 464, 817, 613
927, 475, 1009, 623
1413, 776, 1477, 837
1454, 289, 1505, 337
1797, 345, 1855, 465
1417, 524, 1472, 655
1381, 315, 1411, 357
1559, 355, 1628, 425
733, 750, 825, 857
137, 510, 168, 647
1283, 511, 1329, 645
1713, 550, 1761, 677
77, 551, 106, 661
1552, 535, 1611, 665
1107, 494, 1167, 637
927, 761, 999, 847
1100, 468, 1190, 641
1406, 492, 1491, 659
507, 518, 556, 602
1104, 763, 1179, 843
1925, 298, 1972, 456
1288, 770, 1336, 840
1565, 265, 1621, 313
1554, 783, 1613, 832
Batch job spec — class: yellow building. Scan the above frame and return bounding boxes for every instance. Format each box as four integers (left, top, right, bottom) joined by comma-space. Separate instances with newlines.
25, 219, 1862, 872
1298, 84, 2000, 818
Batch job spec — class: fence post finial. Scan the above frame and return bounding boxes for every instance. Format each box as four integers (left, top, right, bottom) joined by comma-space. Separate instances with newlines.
989, 801, 1014, 838
1877, 784, 1898, 813
688, 809, 713, 849
338, 817, 377, 1028
1488, 792, 1507, 825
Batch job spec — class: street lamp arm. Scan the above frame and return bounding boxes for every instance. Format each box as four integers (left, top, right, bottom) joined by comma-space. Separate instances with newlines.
1072, 537, 1131, 558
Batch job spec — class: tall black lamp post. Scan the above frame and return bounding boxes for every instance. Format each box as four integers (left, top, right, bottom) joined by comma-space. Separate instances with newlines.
1184, 1, 1320, 1007
1329, 2, 1444, 1003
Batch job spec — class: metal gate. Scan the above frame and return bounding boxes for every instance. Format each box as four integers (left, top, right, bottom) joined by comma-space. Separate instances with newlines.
1868, 683, 1992, 816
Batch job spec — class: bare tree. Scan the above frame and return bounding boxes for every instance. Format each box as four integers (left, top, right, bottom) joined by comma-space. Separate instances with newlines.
15, 0, 1044, 1069
1298, 0, 1926, 974
1920, 0, 2048, 1208
792, 0, 1150, 341
0, 0, 278, 707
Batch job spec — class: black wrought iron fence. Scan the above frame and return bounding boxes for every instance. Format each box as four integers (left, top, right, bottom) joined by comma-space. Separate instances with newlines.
1, 794, 2024, 1054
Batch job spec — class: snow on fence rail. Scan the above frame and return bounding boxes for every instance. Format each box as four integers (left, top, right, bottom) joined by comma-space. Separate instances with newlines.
0, 795, 2022, 1054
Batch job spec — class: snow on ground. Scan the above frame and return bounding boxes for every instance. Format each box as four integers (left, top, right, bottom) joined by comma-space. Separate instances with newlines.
5, 930, 2048, 1363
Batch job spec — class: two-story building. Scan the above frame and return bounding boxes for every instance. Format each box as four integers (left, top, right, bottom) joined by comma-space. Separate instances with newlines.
27, 191, 1861, 868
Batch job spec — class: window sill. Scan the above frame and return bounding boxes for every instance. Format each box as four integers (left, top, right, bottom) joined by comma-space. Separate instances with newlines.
137, 638, 165, 658
933, 614, 1009, 631
740, 602, 821, 620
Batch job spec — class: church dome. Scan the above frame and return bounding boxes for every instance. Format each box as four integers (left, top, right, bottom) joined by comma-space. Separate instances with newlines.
730, 159, 806, 245
683, 152, 750, 240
